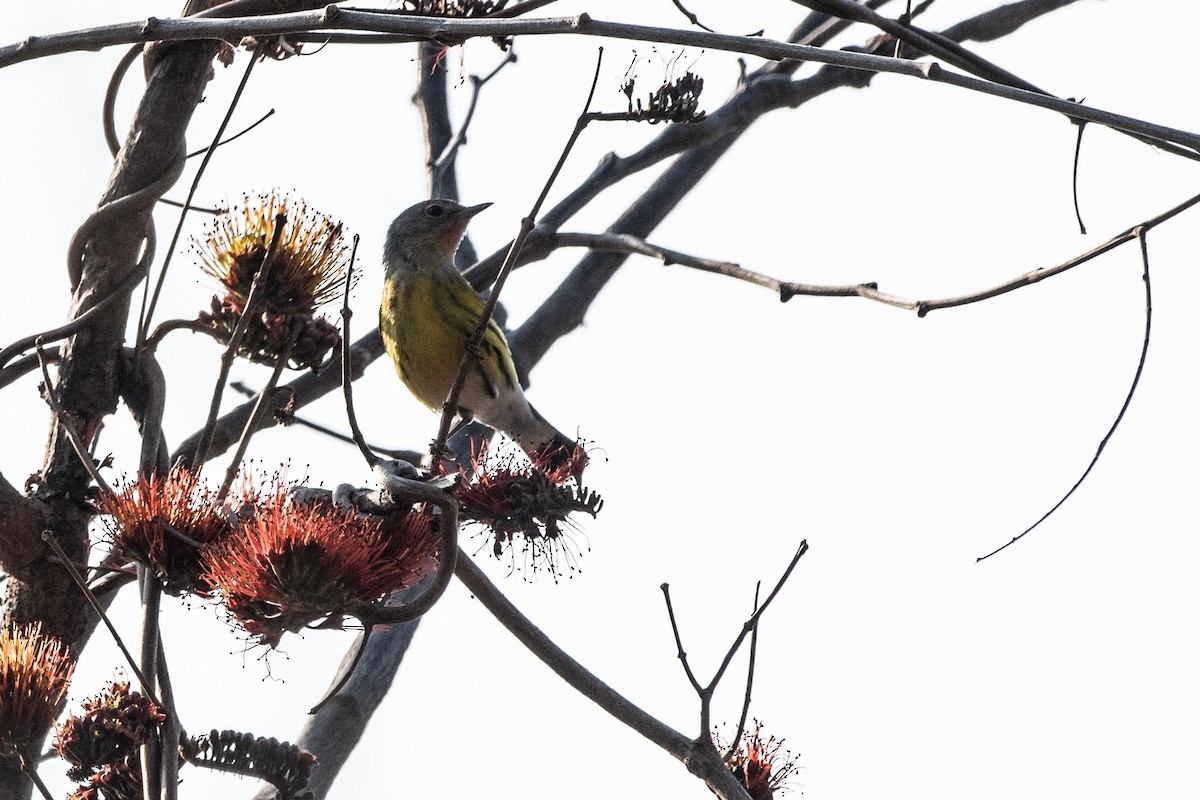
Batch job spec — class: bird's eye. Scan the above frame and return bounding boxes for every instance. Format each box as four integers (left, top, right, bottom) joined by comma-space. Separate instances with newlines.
425, 204, 445, 218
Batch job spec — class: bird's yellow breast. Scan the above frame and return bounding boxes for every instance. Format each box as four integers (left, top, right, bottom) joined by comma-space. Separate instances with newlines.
380, 265, 517, 413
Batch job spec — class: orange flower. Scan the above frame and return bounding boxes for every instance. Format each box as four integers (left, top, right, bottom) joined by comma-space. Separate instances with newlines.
716, 720, 801, 800
193, 189, 349, 369
0, 623, 75, 760
454, 444, 601, 578
202, 492, 439, 647
97, 468, 231, 595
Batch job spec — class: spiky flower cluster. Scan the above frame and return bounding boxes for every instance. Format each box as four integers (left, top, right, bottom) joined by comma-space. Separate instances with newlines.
56, 681, 164, 798
715, 720, 801, 800
621, 71, 706, 124
0, 623, 74, 761
454, 443, 601, 578
193, 190, 348, 370
399, 0, 507, 15
97, 468, 232, 595
185, 729, 315, 800
201, 490, 441, 647
96, 469, 441, 647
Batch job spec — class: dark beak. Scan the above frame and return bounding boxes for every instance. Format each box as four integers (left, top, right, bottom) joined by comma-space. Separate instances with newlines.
461, 202, 492, 217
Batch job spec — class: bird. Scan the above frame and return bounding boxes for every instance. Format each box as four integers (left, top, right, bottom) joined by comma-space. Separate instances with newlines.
379, 198, 581, 477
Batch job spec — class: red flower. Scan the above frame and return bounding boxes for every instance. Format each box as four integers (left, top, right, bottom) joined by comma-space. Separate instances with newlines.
716, 720, 801, 800
97, 468, 232, 595
454, 443, 601, 578
202, 490, 439, 647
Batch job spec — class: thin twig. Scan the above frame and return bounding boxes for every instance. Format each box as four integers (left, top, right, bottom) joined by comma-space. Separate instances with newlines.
357, 463, 459, 625
455, 551, 693, 760
660, 583, 704, 693
0, 250, 151, 369
192, 211, 288, 468
229, 381, 423, 462
977, 229, 1155, 561
36, 344, 114, 496
705, 541, 809, 694
538, 186, 1200, 317
339, 237, 377, 469
157, 642, 182, 800
144, 319, 214, 349
40, 531, 164, 709
138, 570, 163, 800
430, 48, 605, 468
20, 761, 54, 800
430, 49, 517, 193
215, 319, 304, 503
1072, 118, 1088, 234
138, 41, 265, 347
669, 0, 716, 33
307, 628, 372, 715
185, 108, 275, 158
723, 583, 761, 761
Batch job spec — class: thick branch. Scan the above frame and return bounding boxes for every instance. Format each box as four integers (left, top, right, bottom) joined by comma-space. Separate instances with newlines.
4, 11, 1195, 158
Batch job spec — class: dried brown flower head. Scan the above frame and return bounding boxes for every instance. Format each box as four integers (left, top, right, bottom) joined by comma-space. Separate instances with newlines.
715, 720, 801, 800
67, 756, 143, 800
0, 623, 75, 760
193, 190, 349, 369
97, 468, 232, 595
202, 488, 440, 647
56, 681, 164, 784
454, 443, 602, 578
185, 729, 315, 800
622, 70, 706, 124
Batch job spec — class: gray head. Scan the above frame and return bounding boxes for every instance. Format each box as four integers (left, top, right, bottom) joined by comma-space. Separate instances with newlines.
383, 199, 491, 264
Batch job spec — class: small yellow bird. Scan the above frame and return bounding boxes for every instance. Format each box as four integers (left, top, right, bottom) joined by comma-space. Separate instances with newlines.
380, 199, 580, 475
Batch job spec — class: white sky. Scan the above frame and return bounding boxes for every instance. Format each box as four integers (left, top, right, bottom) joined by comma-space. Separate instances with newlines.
3, 2, 1200, 799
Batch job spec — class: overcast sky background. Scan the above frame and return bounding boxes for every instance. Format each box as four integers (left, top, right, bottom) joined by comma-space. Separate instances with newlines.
4, 2, 1200, 798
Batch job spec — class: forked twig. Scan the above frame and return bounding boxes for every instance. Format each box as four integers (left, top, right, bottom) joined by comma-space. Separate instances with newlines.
662, 541, 809, 734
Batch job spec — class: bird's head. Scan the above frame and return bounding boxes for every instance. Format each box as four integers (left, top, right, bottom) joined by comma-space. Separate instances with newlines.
383, 199, 492, 264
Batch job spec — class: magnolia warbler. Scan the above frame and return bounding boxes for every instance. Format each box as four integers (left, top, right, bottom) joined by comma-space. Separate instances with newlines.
380, 199, 579, 473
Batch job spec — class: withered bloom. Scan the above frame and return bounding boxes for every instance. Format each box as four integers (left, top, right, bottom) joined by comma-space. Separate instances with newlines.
185, 729, 315, 800
56, 681, 164, 785
97, 468, 232, 595
454, 444, 601, 578
622, 71, 706, 124
193, 190, 349, 370
716, 720, 801, 800
0, 623, 75, 761
202, 489, 440, 647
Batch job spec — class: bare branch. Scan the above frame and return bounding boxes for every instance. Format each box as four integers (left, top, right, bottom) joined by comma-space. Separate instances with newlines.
6, 10, 1196, 159
978, 227, 1156, 561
